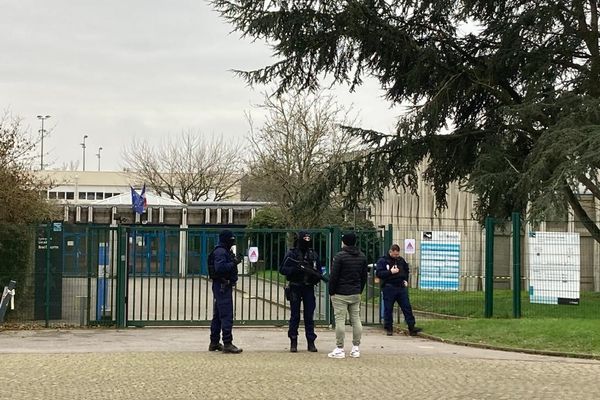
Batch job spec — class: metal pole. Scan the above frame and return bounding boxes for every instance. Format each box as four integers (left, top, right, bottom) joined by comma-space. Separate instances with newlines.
385, 223, 393, 251
484, 216, 495, 318
45, 224, 51, 328
37, 115, 50, 170
40, 118, 44, 170
96, 147, 103, 171
328, 226, 342, 325
116, 225, 127, 328
81, 134, 88, 171
512, 212, 522, 318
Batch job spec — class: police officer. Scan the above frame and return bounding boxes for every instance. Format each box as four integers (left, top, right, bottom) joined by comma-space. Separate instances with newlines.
376, 244, 422, 336
280, 231, 322, 352
209, 229, 243, 354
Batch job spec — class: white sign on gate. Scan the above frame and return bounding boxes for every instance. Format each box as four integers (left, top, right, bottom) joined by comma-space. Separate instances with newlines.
404, 239, 416, 254
248, 246, 259, 263
528, 231, 580, 305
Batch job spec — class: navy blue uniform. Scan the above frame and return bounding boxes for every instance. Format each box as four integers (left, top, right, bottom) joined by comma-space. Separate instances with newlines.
376, 254, 416, 330
280, 233, 322, 343
209, 242, 239, 345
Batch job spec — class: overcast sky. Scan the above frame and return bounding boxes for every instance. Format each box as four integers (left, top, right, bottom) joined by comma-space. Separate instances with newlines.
1, 0, 400, 171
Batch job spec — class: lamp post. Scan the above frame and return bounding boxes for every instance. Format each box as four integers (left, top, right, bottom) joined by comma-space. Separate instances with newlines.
36, 115, 51, 170
81, 134, 88, 171
96, 146, 103, 171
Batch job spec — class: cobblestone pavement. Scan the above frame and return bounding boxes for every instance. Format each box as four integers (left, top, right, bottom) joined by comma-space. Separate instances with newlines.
1, 326, 599, 400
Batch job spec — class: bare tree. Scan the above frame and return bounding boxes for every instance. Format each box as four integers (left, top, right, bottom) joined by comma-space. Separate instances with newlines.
243, 91, 359, 227
58, 160, 80, 171
0, 111, 59, 223
122, 131, 242, 203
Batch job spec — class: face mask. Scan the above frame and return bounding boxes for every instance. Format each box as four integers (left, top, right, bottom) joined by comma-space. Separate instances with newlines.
299, 235, 311, 250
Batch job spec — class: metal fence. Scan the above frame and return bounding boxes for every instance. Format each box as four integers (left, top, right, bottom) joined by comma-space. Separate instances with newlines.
394, 215, 600, 320
3, 214, 599, 328
5, 224, 391, 328
493, 214, 600, 320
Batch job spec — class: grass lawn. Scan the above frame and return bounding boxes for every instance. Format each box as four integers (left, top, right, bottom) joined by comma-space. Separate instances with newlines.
411, 289, 600, 319
393, 288, 600, 356
419, 318, 600, 356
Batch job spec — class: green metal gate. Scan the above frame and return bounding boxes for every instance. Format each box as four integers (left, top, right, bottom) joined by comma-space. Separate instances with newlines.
36, 224, 391, 328
123, 228, 334, 327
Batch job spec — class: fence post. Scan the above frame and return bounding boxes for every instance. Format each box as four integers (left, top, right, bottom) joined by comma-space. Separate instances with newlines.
328, 226, 342, 325
45, 223, 51, 328
384, 224, 393, 251
484, 217, 495, 318
512, 212, 522, 318
85, 225, 92, 326
115, 225, 127, 328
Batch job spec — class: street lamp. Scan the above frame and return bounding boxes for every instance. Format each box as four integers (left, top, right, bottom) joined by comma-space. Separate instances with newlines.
36, 115, 51, 170
96, 147, 103, 171
81, 134, 88, 171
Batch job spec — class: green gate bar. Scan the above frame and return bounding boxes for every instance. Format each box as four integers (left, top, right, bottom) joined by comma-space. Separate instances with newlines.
484, 216, 495, 318
512, 212, 522, 318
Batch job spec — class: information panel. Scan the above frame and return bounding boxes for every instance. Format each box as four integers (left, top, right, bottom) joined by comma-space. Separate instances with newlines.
419, 231, 461, 291
528, 231, 580, 305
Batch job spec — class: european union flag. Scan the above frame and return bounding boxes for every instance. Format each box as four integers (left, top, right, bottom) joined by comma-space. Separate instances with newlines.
131, 184, 147, 214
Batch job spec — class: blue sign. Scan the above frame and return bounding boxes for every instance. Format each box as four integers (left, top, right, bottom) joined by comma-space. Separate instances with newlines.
419, 231, 461, 291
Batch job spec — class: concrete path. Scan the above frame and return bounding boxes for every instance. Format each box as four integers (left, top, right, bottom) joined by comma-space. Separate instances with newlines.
1, 326, 599, 399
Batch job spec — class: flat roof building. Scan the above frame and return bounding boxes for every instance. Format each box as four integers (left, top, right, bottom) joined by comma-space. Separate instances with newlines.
35, 170, 269, 227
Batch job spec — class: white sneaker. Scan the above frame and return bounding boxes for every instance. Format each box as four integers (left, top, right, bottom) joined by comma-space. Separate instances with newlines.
350, 346, 360, 358
328, 347, 345, 359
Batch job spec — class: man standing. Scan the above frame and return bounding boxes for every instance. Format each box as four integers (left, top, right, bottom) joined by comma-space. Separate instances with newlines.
327, 232, 368, 359
208, 229, 243, 354
376, 244, 422, 336
280, 231, 323, 353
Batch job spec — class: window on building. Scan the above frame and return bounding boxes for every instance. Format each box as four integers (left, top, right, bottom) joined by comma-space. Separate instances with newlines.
66, 192, 74, 200
79, 192, 86, 200
87, 192, 95, 200
49, 192, 57, 199
96, 192, 104, 200
58, 192, 65, 199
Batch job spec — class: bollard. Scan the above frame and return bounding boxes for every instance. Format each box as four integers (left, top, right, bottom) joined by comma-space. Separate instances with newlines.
0, 280, 17, 323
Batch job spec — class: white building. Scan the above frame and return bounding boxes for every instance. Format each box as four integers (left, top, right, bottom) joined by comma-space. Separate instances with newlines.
34, 170, 268, 226
36, 170, 136, 204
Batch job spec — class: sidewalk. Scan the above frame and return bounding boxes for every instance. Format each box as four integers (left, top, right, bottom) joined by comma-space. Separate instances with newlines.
0, 325, 585, 360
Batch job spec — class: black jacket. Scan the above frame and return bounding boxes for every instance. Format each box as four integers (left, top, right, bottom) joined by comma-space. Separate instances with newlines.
329, 245, 368, 296
212, 244, 239, 284
375, 254, 409, 287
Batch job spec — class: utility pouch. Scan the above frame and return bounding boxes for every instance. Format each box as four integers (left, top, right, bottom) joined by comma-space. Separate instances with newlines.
208, 250, 217, 280
284, 284, 292, 301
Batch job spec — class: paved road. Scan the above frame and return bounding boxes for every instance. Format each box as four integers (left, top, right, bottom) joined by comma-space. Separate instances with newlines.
1, 326, 599, 399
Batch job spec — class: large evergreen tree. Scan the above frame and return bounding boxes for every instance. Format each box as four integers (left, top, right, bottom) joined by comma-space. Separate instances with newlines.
213, 0, 600, 241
